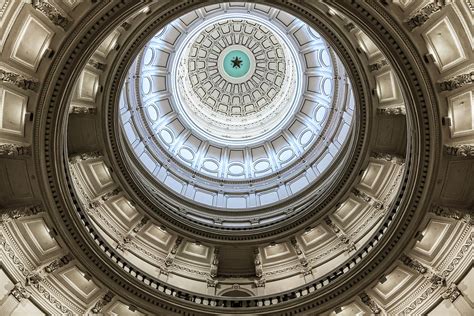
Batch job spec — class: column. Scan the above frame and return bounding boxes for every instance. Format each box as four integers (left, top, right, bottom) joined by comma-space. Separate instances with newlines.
0, 283, 31, 315
164, 237, 182, 269
399, 254, 446, 286
359, 291, 383, 314
90, 291, 115, 314
290, 238, 311, 277
442, 283, 473, 315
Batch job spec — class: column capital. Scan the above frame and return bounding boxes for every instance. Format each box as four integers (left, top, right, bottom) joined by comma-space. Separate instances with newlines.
407, 2, 444, 30
91, 291, 115, 314
44, 254, 74, 273
376, 106, 406, 116
444, 144, 474, 157
400, 254, 427, 274
439, 72, 474, 91
0, 205, 44, 223
430, 204, 473, 225
32, 0, 70, 29
359, 291, 381, 314
10, 283, 31, 302
0, 69, 39, 91
442, 283, 461, 302
0, 143, 31, 158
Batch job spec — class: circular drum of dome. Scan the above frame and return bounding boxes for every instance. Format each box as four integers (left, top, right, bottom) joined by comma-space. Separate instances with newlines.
119, 4, 356, 229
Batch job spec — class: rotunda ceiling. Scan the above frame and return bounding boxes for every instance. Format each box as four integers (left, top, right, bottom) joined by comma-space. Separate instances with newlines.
119, 4, 355, 221
14, 0, 464, 314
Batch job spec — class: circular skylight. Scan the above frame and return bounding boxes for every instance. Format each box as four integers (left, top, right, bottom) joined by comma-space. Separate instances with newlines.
119, 3, 354, 214
175, 16, 299, 146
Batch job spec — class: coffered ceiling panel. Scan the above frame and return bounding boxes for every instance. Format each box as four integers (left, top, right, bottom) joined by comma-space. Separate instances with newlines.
53, 266, 101, 305
412, 218, 452, 262
9, 14, 52, 70
372, 265, 418, 306
424, 17, 466, 72
0, 86, 27, 136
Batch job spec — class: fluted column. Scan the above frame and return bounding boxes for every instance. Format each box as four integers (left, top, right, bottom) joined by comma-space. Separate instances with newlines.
0, 283, 31, 315
442, 283, 472, 315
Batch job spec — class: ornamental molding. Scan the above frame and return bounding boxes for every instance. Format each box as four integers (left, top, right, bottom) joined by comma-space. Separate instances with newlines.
0, 229, 78, 314
398, 230, 473, 315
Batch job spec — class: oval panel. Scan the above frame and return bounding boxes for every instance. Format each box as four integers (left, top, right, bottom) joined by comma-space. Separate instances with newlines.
147, 105, 159, 121
159, 129, 174, 145
299, 130, 314, 146
322, 77, 332, 96
179, 147, 195, 162
142, 77, 152, 95
315, 106, 327, 122
254, 160, 271, 173
278, 148, 295, 163
143, 47, 154, 65
320, 48, 331, 67
228, 164, 245, 176
202, 160, 219, 172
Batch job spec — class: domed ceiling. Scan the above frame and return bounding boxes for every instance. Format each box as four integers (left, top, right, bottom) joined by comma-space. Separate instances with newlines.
0, 1, 472, 315
119, 4, 354, 225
